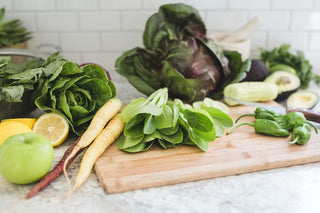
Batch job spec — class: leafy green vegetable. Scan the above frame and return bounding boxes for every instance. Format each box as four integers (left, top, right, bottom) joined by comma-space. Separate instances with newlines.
0, 56, 43, 102
201, 107, 233, 137
33, 54, 116, 135
259, 44, 320, 89
116, 3, 249, 103
117, 88, 233, 153
1, 53, 116, 134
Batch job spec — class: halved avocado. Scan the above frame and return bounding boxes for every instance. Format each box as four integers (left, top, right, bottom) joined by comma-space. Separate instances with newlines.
264, 71, 301, 101
287, 91, 319, 109
269, 64, 296, 74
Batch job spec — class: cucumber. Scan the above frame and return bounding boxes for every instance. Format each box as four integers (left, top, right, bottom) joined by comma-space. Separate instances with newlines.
224, 82, 278, 106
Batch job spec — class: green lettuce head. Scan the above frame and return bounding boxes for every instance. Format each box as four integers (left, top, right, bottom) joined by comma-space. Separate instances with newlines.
34, 54, 116, 135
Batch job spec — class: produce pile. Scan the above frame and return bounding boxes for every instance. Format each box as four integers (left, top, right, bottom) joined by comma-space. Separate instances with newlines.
260, 44, 320, 89
0, 3, 319, 200
223, 45, 320, 109
0, 53, 116, 135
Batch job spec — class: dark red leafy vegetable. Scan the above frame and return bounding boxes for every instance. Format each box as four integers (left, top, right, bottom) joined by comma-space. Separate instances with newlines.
116, 3, 250, 103
115, 3, 235, 103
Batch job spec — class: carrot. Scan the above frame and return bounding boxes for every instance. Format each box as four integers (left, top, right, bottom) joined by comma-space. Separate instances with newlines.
69, 113, 124, 193
25, 137, 84, 199
63, 98, 122, 189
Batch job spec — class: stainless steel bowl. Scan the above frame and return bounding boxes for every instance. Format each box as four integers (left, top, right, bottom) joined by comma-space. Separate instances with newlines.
0, 49, 44, 119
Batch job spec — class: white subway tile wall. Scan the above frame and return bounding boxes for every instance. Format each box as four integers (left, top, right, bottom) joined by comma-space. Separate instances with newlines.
2, 0, 320, 77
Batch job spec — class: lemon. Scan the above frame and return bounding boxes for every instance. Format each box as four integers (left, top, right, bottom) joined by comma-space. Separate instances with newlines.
1, 118, 37, 129
33, 113, 69, 147
0, 121, 33, 146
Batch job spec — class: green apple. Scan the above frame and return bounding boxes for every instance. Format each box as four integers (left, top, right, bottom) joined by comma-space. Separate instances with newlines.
0, 132, 54, 184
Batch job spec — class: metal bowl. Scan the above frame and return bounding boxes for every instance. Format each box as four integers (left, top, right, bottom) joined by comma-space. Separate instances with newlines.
0, 89, 36, 119
0, 49, 43, 119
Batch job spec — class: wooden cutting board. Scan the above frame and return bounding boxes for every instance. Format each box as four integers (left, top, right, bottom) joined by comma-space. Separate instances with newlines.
94, 103, 320, 193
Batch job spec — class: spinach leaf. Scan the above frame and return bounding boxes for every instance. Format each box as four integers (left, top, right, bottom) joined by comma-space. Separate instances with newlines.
143, 114, 157, 135
0, 56, 43, 102
122, 141, 153, 153
124, 114, 146, 138
154, 104, 174, 129
121, 98, 146, 123
116, 134, 144, 149
160, 128, 184, 144
202, 107, 233, 137
159, 123, 180, 135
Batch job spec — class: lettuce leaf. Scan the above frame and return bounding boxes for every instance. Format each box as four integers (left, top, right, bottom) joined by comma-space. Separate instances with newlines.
34, 61, 116, 135
0, 56, 43, 102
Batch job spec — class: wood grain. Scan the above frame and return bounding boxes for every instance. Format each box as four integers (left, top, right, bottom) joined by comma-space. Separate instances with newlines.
94, 104, 320, 193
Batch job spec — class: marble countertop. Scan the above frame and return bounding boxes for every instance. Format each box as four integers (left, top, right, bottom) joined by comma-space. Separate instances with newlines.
1, 76, 320, 213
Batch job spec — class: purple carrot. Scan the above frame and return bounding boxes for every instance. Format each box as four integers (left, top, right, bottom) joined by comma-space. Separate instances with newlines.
25, 137, 84, 199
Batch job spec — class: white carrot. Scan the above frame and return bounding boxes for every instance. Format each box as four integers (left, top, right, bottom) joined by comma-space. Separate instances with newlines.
68, 113, 124, 193
63, 98, 122, 189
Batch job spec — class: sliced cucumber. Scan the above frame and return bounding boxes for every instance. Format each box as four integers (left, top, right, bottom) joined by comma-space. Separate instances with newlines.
287, 91, 319, 110
223, 82, 278, 106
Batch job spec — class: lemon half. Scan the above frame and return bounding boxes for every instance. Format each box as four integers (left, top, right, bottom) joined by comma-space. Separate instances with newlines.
33, 113, 69, 147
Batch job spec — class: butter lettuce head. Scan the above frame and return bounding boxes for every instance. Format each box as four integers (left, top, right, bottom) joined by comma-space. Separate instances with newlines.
34, 55, 116, 135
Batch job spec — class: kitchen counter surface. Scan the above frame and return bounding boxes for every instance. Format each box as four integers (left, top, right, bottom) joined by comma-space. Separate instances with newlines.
1, 78, 320, 213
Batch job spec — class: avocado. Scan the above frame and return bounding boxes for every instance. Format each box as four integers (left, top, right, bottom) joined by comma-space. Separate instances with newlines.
242, 59, 270, 82
269, 64, 296, 74
264, 71, 301, 101
287, 91, 319, 110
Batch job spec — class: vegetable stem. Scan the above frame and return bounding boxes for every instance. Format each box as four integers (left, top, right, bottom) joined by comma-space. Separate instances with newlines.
289, 136, 299, 145
235, 113, 255, 123
227, 122, 254, 135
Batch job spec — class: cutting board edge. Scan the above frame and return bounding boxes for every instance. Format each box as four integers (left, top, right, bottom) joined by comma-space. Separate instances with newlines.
94, 102, 320, 194
95, 154, 320, 194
